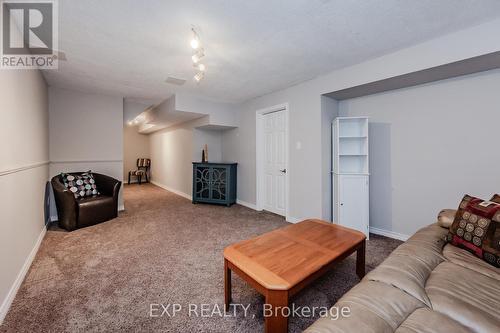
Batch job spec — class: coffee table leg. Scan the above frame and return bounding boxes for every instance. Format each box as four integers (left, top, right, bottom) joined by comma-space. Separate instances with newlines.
356, 240, 366, 279
224, 259, 232, 311
264, 290, 288, 333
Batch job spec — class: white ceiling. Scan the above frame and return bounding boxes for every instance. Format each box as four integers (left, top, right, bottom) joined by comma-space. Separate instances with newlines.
43, 0, 500, 103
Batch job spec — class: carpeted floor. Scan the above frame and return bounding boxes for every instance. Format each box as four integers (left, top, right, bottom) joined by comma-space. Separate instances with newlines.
1, 184, 402, 333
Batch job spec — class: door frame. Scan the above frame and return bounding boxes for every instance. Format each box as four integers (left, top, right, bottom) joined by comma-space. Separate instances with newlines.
255, 103, 290, 221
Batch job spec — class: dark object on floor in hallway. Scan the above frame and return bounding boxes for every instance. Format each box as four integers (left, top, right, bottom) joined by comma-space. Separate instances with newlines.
128, 158, 151, 184
192, 162, 237, 206
51, 172, 121, 231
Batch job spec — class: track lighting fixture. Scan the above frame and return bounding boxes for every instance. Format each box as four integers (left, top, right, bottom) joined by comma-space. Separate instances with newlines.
194, 71, 205, 82
190, 28, 200, 49
190, 27, 207, 82
191, 49, 204, 64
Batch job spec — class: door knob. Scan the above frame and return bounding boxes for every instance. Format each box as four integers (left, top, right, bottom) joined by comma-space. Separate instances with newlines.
279, 169, 287, 173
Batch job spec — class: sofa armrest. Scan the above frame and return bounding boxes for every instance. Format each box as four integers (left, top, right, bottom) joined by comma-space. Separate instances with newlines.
93, 173, 121, 198
51, 176, 78, 230
437, 209, 457, 228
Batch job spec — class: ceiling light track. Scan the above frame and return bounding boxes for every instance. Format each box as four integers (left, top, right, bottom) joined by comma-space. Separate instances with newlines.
190, 27, 206, 83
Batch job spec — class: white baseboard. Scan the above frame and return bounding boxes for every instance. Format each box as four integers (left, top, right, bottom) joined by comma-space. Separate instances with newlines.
124, 180, 143, 185
118, 204, 125, 211
0, 226, 47, 325
369, 227, 409, 241
235, 199, 301, 224
236, 199, 258, 210
151, 180, 192, 200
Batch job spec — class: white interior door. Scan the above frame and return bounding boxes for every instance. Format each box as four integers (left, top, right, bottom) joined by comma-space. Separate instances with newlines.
263, 110, 286, 216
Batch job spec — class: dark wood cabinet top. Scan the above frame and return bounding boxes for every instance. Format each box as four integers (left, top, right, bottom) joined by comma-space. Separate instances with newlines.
192, 162, 238, 165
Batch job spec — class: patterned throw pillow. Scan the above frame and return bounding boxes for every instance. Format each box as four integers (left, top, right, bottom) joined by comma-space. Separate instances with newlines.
60, 171, 100, 199
491, 194, 500, 204
448, 195, 500, 267
484, 194, 500, 267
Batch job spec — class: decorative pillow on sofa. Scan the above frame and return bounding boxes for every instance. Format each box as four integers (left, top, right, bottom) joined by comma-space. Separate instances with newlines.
490, 194, 500, 204
448, 195, 500, 267
483, 194, 500, 267
61, 171, 100, 199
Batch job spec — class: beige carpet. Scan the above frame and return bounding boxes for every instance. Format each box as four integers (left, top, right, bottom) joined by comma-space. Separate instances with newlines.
1, 184, 402, 332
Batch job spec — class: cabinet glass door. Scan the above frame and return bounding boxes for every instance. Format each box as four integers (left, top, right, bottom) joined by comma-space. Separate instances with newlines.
210, 167, 227, 201
194, 166, 210, 200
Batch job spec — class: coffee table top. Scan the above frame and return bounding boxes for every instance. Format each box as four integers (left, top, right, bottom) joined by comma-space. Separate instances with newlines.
224, 219, 366, 291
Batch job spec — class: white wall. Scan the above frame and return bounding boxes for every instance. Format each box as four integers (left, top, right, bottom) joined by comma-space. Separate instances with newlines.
222, 17, 500, 226
149, 117, 226, 198
0, 69, 48, 323
222, 88, 324, 222
193, 128, 223, 163
49, 87, 124, 208
176, 93, 238, 128
339, 69, 500, 237
321, 96, 339, 220
124, 100, 148, 123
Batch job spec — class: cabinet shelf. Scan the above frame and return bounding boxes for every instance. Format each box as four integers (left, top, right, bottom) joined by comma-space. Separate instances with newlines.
333, 117, 369, 174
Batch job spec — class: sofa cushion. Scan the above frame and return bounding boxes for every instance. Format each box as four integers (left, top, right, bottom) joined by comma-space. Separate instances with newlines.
443, 244, 500, 281
366, 225, 447, 307
425, 262, 500, 333
448, 195, 500, 267
304, 301, 395, 333
61, 171, 100, 199
394, 308, 472, 333
77, 195, 114, 228
305, 281, 425, 333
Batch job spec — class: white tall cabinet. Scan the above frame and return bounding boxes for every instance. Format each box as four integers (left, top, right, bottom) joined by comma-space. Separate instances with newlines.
332, 117, 369, 237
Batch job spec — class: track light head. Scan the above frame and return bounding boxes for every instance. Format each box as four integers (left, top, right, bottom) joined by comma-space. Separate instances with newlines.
194, 71, 205, 82
191, 49, 204, 64
190, 28, 200, 49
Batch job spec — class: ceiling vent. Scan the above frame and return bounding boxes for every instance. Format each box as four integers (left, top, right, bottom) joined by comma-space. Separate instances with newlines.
165, 76, 187, 86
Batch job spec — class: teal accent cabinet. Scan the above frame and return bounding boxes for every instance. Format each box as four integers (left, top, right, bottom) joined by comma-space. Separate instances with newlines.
192, 162, 237, 206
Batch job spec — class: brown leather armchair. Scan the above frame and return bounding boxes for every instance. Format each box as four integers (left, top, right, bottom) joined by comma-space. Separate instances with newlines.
51, 172, 121, 231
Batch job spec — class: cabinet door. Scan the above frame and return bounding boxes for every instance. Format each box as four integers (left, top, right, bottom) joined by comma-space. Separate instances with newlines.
194, 166, 211, 200
210, 166, 227, 202
338, 175, 369, 237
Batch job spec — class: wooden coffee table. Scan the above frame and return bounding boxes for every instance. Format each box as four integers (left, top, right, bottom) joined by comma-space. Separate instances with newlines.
223, 219, 366, 333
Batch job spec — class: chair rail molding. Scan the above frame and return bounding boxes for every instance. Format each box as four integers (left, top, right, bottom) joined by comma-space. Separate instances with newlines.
0, 161, 50, 177
50, 159, 123, 164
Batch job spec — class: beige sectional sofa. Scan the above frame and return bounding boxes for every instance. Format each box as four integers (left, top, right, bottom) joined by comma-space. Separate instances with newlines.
305, 223, 500, 333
